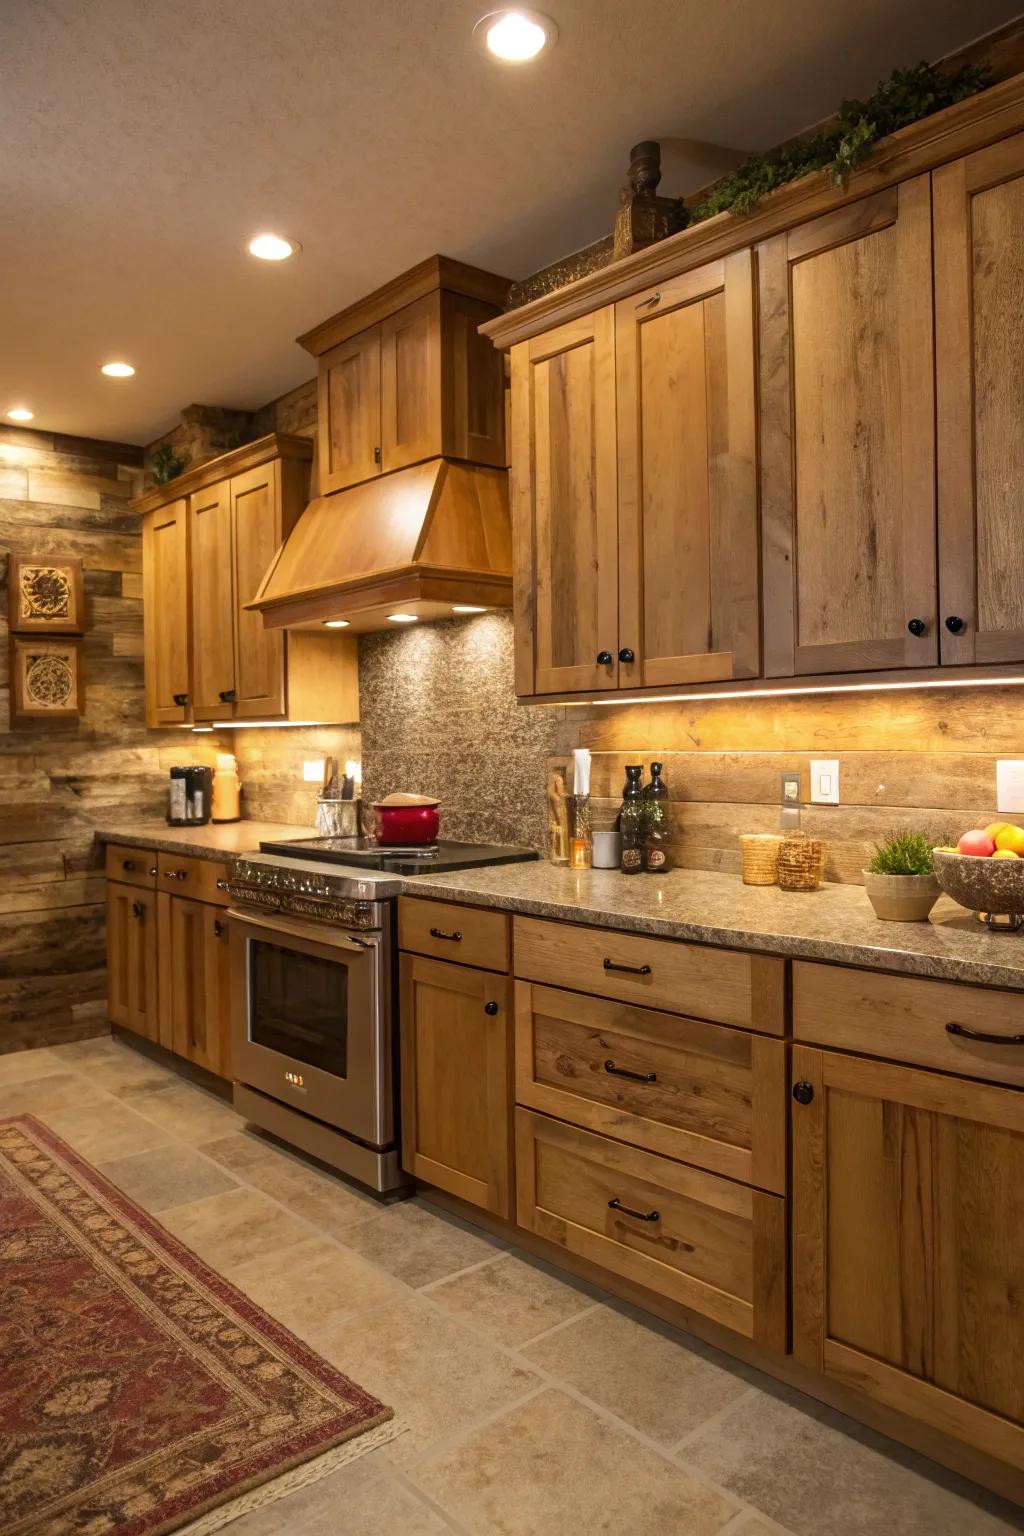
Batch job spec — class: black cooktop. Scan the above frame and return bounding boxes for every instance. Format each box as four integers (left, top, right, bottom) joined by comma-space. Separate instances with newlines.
258, 835, 539, 876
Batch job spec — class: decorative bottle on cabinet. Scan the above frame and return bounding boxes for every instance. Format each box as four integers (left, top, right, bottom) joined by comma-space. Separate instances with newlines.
619, 765, 645, 874
643, 761, 671, 874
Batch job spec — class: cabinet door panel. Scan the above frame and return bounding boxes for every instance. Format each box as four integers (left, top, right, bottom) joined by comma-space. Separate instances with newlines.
142, 500, 190, 725
760, 178, 937, 676
936, 133, 1024, 665
517, 309, 619, 695
792, 1046, 1024, 1471
158, 894, 231, 1077
189, 481, 235, 719
617, 252, 759, 686
230, 462, 285, 718
106, 882, 158, 1042
381, 292, 443, 472
319, 325, 382, 492
399, 953, 512, 1216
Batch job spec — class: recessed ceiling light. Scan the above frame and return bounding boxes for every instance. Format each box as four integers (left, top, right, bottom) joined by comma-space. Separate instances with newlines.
101, 361, 135, 378
452, 604, 487, 613
387, 613, 418, 624
7, 406, 34, 422
248, 233, 301, 261
474, 9, 556, 62
323, 619, 350, 628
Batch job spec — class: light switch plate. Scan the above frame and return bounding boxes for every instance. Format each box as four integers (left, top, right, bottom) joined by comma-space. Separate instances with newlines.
780, 771, 801, 805
810, 759, 840, 804
996, 760, 1024, 813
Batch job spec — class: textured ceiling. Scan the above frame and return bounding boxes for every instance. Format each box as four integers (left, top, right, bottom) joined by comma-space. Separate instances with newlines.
2, 0, 1019, 444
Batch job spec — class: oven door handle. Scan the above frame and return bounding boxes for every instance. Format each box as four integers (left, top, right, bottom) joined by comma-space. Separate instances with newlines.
227, 905, 379, 955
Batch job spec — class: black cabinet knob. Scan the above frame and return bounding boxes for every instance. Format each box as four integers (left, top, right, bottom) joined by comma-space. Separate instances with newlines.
906, 618, 926, 637
618, 647, 635, 664
218, 688, 237, 703
483, 1001, 499, 1016
173, 692, 188, 707
792, 1081, 815, 1106
596, 651, 613, 666
945, 616, 966, 634
131, 901, 144, 920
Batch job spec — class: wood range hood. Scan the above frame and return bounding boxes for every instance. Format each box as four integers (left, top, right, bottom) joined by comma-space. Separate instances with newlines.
248, 455, 512, 633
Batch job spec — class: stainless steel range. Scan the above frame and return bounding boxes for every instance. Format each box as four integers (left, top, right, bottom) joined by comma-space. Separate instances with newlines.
224, 838, 536, 1193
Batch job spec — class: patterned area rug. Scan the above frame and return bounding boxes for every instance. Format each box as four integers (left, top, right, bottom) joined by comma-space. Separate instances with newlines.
0, 1115, 397, 1536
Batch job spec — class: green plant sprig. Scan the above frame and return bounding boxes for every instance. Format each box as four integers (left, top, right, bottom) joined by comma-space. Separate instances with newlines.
867, 829, 939, 877
684, 61, 991, 226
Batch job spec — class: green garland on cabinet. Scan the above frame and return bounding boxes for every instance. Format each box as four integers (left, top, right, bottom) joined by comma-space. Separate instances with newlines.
684, 60, 992, 226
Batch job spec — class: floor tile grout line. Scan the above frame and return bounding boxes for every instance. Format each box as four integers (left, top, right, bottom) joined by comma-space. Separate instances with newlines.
389, 1466, 477, 1534
513, 1299, 604, 1352
667, 1383, 762, 1456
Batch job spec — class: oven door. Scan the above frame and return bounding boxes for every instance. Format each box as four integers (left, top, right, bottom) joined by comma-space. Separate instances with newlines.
229, 907, 392, 1148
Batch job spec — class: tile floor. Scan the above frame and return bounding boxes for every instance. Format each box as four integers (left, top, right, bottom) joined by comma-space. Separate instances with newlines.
3, 1033, 1022, 1536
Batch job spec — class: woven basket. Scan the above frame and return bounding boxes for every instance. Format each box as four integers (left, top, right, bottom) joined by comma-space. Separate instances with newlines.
777, 833, 826, 891
739, 833, 783, 885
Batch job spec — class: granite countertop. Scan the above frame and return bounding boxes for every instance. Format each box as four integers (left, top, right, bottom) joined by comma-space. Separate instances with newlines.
97, 820, 316, 862
409, 862, 1024, 992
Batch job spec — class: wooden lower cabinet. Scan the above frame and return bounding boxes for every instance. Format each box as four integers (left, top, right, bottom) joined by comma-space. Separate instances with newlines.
515, 981, 786, 1192
792, 1044, 1024, 1472
517, 1108, 786, 1348
400, 953, 513, 1218
106, 882, 159, 1042
157, 894, 232, 1077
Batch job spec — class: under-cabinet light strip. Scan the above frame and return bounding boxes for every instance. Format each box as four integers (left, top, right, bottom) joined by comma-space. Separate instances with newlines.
572, 676, 1024, 706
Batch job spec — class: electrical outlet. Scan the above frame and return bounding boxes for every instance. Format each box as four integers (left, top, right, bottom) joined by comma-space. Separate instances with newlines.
810, 759, 840, 804
996, 760, 1024, 813
780, 771, 801, 805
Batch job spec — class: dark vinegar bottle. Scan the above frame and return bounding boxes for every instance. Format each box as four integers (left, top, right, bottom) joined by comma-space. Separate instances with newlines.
619, 765, 645, 874
643, 760, 671, 874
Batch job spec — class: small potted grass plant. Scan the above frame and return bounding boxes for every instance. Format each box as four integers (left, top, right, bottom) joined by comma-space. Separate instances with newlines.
864, 829, 941, 922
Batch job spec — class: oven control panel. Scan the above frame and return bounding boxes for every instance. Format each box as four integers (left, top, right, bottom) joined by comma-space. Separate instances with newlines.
225, 858, 384, 929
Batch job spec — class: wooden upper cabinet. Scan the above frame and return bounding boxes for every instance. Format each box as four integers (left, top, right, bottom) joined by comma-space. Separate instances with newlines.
759, 177, 937, 677
616, 251, 759, 687
189, 480, 236, 719
302, 258, 510, 495
935, 133, 1024, 666
142, 498, 190, 725
319, 325, 382, 494
230, 460, 286, 718
511, 308, 619, 695
792, 1044, 1024, 1473
381, 293, 443, 472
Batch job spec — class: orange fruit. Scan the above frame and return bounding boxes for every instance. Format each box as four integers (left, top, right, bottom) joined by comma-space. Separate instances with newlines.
985, 821, 1012, 840
994, 825, 1024, 854
992, 848, 1021, 859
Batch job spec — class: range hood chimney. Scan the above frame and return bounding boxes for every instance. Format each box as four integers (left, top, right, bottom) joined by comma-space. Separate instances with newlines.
249, 256, 513, 633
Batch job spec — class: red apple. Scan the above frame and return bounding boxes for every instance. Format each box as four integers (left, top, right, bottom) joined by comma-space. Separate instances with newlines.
958, 829, 996, 857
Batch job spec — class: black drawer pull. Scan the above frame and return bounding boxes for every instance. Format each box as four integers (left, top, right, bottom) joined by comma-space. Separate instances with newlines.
131, 901, 145, 920
604, 1059, 657, 1084
214, 919, 226, 939
946, 1021, 1024, 1046
603, 958, 651, 976
218, 688, 237, 704
608, 1197, 659, 1222
173, 692, 188, 706
122, 858, 137, 872
163, 869, 188, 881
429, 927, 462, 942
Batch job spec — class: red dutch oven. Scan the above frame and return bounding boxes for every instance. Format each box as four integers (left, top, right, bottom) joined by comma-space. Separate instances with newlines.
373, 794, 441, 846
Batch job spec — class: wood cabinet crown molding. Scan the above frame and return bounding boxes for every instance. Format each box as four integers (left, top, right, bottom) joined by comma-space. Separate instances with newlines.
297, 254, 511, 358
481, 70, 1024, 350
134, 433, 312, 517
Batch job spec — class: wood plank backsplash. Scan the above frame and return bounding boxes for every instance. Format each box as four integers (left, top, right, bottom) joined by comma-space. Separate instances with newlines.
0, 425, 227, 1053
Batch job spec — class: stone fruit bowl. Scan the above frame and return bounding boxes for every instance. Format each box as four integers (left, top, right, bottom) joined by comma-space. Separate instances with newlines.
932, 850, 1024, 916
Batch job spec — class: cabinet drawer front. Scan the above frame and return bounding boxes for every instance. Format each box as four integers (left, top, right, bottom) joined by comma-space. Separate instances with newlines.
793, 961, 1024, 1088
516, 1109, 785, 1346
513, 916, 784, 1033
105, 845, 158, 889
156, 852, 231, 906
515, 983, 785, 1191
399, 897, 509, 972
